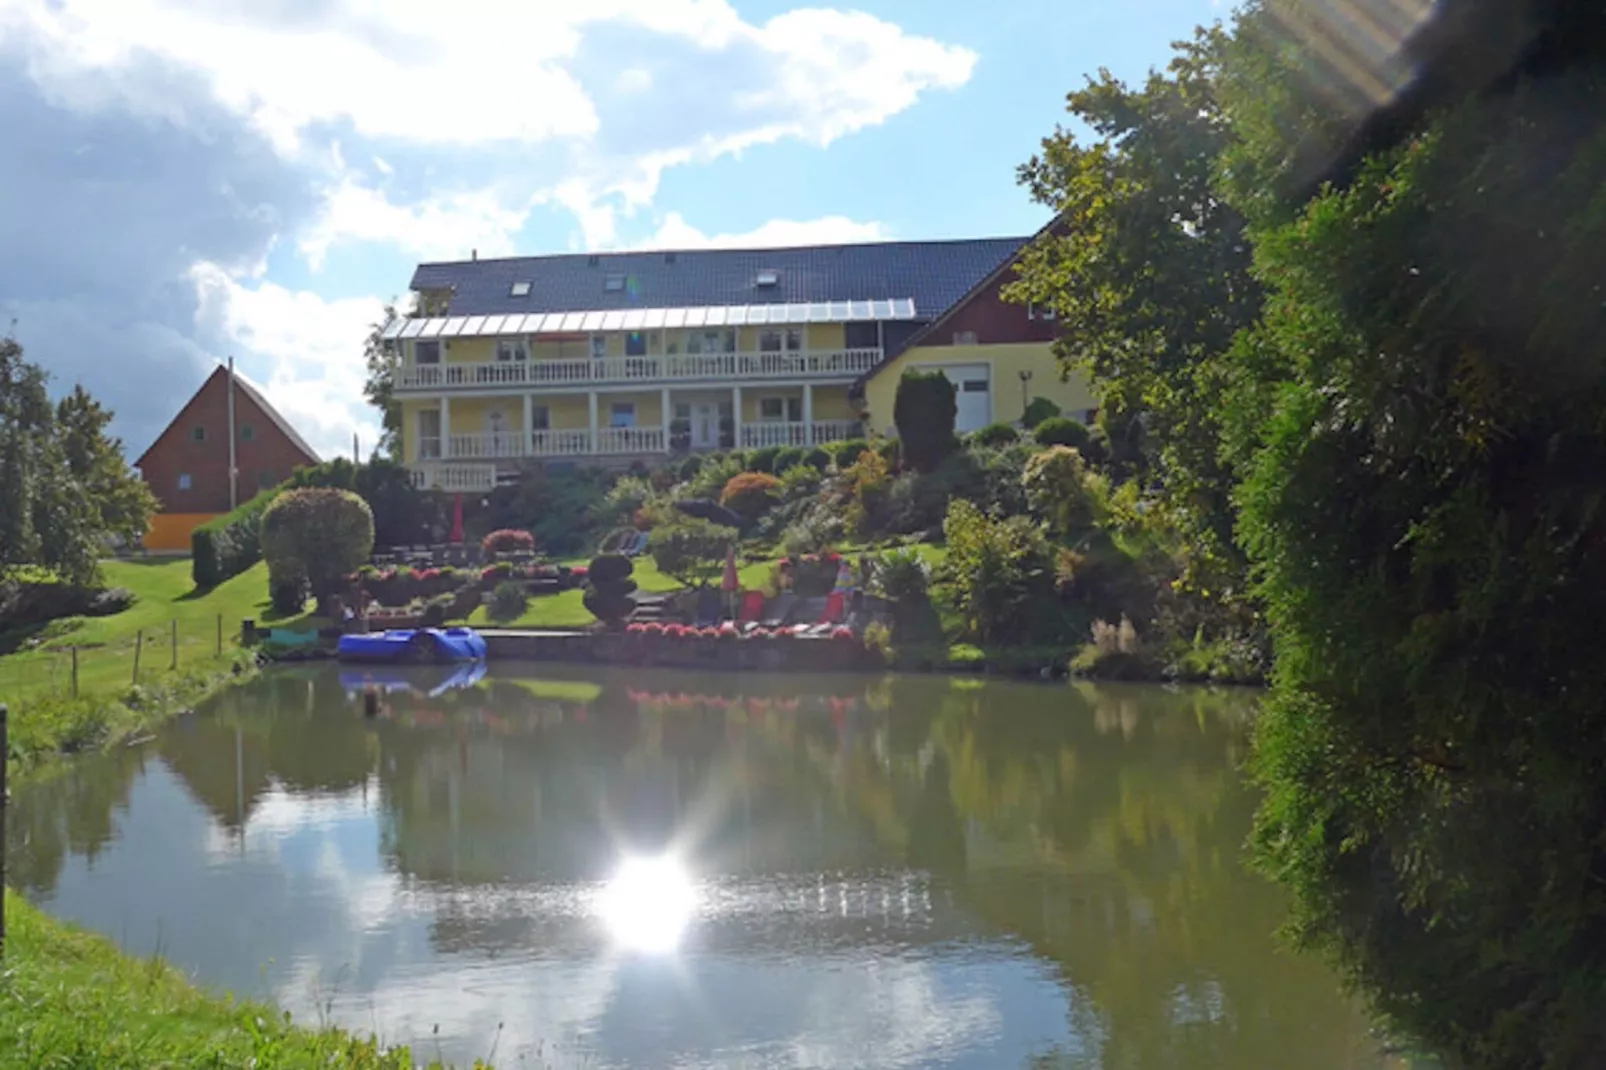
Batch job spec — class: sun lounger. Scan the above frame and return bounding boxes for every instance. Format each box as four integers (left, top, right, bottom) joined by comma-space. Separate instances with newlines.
759, 593, 796, 629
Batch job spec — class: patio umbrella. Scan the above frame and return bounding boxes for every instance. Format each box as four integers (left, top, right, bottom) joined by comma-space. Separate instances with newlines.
449, 493, 465, 543
721, 542, 740, 617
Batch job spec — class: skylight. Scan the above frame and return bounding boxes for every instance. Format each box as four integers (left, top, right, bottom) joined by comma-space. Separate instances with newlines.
754, 269, 780, 288
604, 274, 626, 292
509, 281, 531, 297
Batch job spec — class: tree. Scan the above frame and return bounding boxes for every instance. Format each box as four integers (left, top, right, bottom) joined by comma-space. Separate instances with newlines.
1005, 26, 1261, 609
892, 370, 957, 471
719, 471, 781, 522
582, 553, 637, 626
55, 385, 158, 548
362, 300, 403, 457
1, 336, 146, 584
648, 518, 730, 589
260, 488, 375, 611
1220, 5, 1606, 1064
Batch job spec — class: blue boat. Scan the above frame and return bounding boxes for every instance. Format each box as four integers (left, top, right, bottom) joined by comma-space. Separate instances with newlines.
336, 627, 488, 665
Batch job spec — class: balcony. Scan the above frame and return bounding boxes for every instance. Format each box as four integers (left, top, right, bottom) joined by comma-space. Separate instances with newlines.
397, 348, 882, 392
414, 420, 863, 466
408, 463, 497, 492
739, 420, 863, 449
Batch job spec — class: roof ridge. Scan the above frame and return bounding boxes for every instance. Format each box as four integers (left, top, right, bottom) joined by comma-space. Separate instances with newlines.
415, 234, 1031, 270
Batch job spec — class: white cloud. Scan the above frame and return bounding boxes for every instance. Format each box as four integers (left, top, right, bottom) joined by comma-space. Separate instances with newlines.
634, 212, 891, 251
299, 179, 534, 269
190, 262, 384, 461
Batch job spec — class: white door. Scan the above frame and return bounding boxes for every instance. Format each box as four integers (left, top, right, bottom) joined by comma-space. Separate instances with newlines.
692, 403, 720, 449
929, 364, 991, 432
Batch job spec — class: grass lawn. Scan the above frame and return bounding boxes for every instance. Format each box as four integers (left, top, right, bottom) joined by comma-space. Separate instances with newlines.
1, 558, 314, 764
0, 892, 476, 1070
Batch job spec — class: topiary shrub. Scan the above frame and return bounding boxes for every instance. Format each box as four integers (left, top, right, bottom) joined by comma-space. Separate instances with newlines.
260, 488, 375, 614
676, 454, 705, 482
1022, 446, 1096, 533
893, 369, 958, 471
747, 446, 783, 474
772, 446, 804, 474
871, 547, 931, 603
487, 581, 529, 623
1021, 396, 1062, 429
971, 422, 1020, 447
191, 488, 277, 588
801, 446, 832, 472
482, 528, 536, 557
588, 553, 632, 585
582, 553, 637, 627
830, 439, 871, 469
649, 519, 730, 589
1033, 416, 1091, 451
720, 471, 782, 522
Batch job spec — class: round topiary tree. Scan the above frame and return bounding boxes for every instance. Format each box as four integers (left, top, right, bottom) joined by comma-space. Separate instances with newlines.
1021, 396, 1062, 429
261, 488, 375, 616
971, 422, 1020, 448
582, 552, 637, 628
893, 369, 957, 471
1033, 416, 1092, 451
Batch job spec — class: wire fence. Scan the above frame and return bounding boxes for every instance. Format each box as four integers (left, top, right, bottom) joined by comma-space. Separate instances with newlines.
0, 614, 237, 704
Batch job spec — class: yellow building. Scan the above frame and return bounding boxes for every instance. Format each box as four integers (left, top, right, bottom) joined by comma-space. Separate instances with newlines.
388, 231, 1093, 491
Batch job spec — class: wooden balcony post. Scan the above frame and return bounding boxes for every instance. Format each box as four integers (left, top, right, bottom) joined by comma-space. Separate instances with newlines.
803, 383, 814, 444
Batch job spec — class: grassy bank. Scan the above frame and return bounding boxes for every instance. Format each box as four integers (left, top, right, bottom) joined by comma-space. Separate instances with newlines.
0, 892, 479, 1069
1, 558, 311, 769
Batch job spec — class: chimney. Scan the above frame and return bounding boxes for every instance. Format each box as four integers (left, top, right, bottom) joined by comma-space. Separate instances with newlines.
471, 248, 478, 261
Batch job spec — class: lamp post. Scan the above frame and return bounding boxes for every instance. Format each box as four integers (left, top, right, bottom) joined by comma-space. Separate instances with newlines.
1018, 369, 1033, 421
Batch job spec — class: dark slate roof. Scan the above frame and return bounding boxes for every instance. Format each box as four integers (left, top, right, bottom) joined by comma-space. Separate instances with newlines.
233, 371, 320, 463
409, 237, 1031, 320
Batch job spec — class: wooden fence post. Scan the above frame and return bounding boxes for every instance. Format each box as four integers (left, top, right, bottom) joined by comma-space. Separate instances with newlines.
2, 702, 8, 958
71, 645, 79, 697
170, 620, 178, 671
132, 631, 144, 684
216, 614, 223, 657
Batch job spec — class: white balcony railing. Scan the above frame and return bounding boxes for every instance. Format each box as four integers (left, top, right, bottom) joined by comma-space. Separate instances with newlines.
408, 463, 497, 492
397, 347, 882, 391
740, 420, 863, 449
596, 426, 666, 454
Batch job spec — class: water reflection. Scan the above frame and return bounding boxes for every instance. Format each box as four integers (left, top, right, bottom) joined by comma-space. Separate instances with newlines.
6, 666, 1397, 1069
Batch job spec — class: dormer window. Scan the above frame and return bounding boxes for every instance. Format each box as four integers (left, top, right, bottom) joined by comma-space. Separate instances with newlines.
509, 281, 531, 297
754, 269, 780, 288
604, 274, 626, 293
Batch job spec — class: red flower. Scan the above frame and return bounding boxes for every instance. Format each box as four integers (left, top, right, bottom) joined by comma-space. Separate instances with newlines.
830, 626, 855, 641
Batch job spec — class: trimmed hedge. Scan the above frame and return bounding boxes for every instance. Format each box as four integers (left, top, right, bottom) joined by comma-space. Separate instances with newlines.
191, 489, 278, 589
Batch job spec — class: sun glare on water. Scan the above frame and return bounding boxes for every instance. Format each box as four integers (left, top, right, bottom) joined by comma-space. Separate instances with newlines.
596, 855, 698, 954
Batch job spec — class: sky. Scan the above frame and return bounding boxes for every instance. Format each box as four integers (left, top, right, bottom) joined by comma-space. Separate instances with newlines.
0, 0, 1225, 462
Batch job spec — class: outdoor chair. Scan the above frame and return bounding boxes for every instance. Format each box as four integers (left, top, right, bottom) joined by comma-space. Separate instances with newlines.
736, 590, 766, 632
694, 588, 722, 628
759, 593, 796, 629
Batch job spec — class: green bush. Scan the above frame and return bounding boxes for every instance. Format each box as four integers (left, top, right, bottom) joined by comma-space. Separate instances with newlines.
801, 446, 832, 472
747, 446, 784, 474
487, 581, 529, 623
191, 489, 277, 589
719, 471, 782, 522
1022, 446, 1096, 533
588, 553, 633, 585
582, 552, 637, 626
893, 370, 958, 471
772, 446, 804, 473
268, 574, 308, 616
940, 498, 1055, 644
875, 437, 901, 468
1021, 397, 1062, 429
830, 439, 871, 469
600, 476, 654, 524
871, 547, 930, 602
970, 422, 1019, 447
649, 518, 729, 589
1033, 417, 1091, 450
782, 509, 846, 557
685, 453, 745, 500
676, 454, 705, 482
260, 489, 375, 608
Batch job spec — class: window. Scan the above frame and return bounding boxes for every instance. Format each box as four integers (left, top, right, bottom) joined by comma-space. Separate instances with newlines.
531, 405, 550, 431
257, 470, 275, 489
1028, 302, 1056, 321
495, 338, 528, 362
177, 473, 193, 491
590, 335, 608, 359
685, 329, 734, 355
845, 322, 879, 349
759, 396, 804, 422
191, 425, 206, 442
758, 328, 803, 353
610, 402, 636, 428
754, 269, 779, 288
625, 331, 648, 357
415, 339, 442, 364
240, 424, 255, 442
509, 281, 532, 297
604, 273, 626, 293
953, 330, 979, 346
675, 403, 692, 420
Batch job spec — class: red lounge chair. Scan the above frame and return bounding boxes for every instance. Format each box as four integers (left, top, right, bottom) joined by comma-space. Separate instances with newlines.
737, 590, 765, 631
797, 592, 847, 637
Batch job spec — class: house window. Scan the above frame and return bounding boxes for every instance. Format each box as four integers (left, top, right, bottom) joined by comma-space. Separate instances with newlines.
610, 402, 636, 428
845, 322, 879, 349
759, 396, 803, 422
415, 340, 442, 364
625, 331, 648, 357
675, 402, 692, 420
191, 426, 206, 442
590, 335, 608, 360
531, 406, 550, 431
758, 328, 803, 353
604, 274, 626, 293
685, 329, 734, 355
1028, 302, 1056, 321
257, 470, 275, 489
510, 281, 532, 297
953, 330, 979, 346
177, 473, 193, 491
495, 338, 528, 362
240, 424, 255, 442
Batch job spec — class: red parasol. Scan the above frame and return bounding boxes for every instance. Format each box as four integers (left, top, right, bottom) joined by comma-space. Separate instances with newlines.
449, 493, 464, 543
721, 542, 739, 592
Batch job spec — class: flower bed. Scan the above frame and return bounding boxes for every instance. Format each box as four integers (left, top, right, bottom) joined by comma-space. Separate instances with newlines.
777, 551, 845, 598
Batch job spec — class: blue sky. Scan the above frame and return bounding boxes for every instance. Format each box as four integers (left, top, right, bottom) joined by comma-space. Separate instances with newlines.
0, 0, 1224, 458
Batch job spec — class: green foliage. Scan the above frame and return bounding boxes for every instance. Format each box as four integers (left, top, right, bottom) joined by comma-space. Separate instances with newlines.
1218, 26, 1606, 1066
801, 446, 832, 472
685, 452, 746, 500
747, 445, 784, 474
772, 446, 805, 473
582, 552, 637, 626
1021, 396, 1062, 429
781, 508, 846, 558
479, 466, 610, 556
600, 475, 654, 524
191, 489, 277, 589
1032, 416, 1090, 451
893, 370, 958, 471
939, 499, 1054, 644
267, 574, 308, 616
1022, 445, 1096, 534
870, 546, 931, 602
720, 470, 782, 521
971, 422, 1020, 447
361, 300, 404, 456
587, 553, 633, 585
676, 453, 705, 481
1, 339, 152, 585
830, 438, 871, 469
776, 462, 823, 499
487, 580, 530, 623
649, 518, 730, 589
260, 488, 375, 605
886, 448, 1029, 536
842, 447, 893, 537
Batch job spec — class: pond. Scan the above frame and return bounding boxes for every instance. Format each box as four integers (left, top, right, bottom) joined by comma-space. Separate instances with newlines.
7, 666, 1398, 1069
